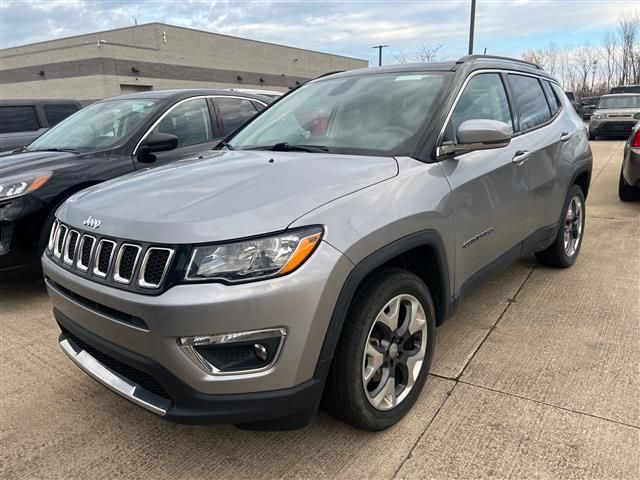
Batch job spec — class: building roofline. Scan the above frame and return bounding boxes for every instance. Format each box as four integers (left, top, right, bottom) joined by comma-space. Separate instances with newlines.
0, 22, 367, 63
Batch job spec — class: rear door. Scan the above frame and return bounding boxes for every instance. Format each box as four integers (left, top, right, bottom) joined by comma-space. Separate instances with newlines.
136, 97, 220, 167
0, 104, 47, 152
506, 74, 565, 238
438, 72, 532, 293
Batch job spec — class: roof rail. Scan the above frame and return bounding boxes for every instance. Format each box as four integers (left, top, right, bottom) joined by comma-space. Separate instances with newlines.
456, 54, 542, 70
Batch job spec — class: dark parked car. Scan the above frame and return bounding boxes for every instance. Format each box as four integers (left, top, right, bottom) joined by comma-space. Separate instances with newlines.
565, 91, 583, 118
0, 100, 81, 152
0, 89, 269, 276
609, 85, 640, 94
581, 96, 600, 120
620, 122, 640, 201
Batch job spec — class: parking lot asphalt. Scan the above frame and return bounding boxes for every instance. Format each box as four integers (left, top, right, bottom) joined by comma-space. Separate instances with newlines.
1, 140, 638, 479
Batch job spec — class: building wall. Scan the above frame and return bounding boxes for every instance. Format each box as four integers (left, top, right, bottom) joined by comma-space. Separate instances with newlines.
0, 23, 368, 101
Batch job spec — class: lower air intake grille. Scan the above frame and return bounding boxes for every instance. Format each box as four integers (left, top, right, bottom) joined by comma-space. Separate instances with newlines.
64, 330, 171, 400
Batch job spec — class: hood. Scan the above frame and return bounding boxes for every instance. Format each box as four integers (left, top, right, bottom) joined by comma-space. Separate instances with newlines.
58, 150, 398, 243
0, 150, 78, 177
594, 108, 640, 117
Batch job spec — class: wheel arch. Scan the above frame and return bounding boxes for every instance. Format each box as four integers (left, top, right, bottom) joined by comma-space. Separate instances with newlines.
314, 230, 452, 380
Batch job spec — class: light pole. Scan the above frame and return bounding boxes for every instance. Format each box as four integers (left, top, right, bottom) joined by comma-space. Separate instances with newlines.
372, 45, 389, 66
591, 59, 598, 92
468, 0, 476, 55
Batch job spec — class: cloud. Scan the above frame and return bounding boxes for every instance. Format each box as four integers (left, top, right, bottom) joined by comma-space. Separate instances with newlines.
1, 0, 638, 64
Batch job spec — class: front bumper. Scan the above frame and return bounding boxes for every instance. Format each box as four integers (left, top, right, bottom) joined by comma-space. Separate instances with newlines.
589, 118, 638, 137
43, 241, 352, 424
0, 195, 49, 275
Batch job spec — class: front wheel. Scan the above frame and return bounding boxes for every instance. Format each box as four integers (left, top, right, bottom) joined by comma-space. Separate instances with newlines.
323, 268, 436, 430
535, 185, 586, 268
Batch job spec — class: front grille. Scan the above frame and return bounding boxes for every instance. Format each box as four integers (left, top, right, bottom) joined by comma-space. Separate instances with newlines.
54, 224, 68, 258
114, 244, 141, 284
77, 236, 95, 271
140, 248, 173, 288
63, 231, 80, 265
63, 329, 171, 400
47, 221, 175, 293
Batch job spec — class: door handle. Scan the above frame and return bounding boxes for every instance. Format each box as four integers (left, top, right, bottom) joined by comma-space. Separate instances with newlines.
560, 131, 573, 142
512, 150, 530, 165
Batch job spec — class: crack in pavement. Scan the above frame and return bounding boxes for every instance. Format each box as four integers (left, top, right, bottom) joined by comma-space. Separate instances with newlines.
392, 266, 537, 478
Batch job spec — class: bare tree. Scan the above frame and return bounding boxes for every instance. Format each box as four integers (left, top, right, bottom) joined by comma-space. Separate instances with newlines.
618, 11, 640, 84
394, 44, 444, 64
601, 30, 620, 90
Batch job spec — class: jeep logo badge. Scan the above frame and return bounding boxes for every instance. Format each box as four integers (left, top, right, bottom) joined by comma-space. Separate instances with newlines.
83, 216, 102, 229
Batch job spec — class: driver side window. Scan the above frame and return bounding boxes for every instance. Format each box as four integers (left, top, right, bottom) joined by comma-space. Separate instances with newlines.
446, 73, 513, 142
152, 99, 213, 147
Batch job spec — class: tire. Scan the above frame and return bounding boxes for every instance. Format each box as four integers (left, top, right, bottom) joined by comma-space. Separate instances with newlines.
535, 184, 586, 268
323, 268, 436, 431
618, 168, 639, 201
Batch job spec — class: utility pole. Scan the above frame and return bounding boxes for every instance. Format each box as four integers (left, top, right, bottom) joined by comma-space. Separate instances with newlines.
468, 0, 476, 55
372, 45, 389, 66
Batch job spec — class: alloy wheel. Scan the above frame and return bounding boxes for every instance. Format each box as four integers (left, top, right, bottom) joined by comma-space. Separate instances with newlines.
362, 294, 427, 411
563, 195, 584, 257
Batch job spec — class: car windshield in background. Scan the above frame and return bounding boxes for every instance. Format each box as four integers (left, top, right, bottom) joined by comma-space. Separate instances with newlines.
28, 99, 159, 152
228, 72, 450, 156
598, 95, 640, 109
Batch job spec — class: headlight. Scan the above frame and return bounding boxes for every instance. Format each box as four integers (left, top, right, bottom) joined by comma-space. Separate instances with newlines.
591, 113, 604, 120
185, 226, 323, 283
634, 113, 640, 120
0, 172, 52, 200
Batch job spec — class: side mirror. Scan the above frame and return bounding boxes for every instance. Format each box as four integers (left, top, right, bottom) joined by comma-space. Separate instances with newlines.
439, 119, 511, 156
138, 133, 178, 162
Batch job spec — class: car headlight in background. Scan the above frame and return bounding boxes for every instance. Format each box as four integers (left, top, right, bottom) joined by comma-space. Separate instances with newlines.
0, 172, 52, 200
591, 113, 605, 120
185, 226, 323, 283
634, 113, 640, 120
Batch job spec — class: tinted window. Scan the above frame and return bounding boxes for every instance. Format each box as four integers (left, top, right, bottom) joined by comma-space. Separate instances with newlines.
152, 98, 212, 147
449, 73, 513, 140
541, 81, 560, 114
508, 74, 551, 130
0, 106, 40, 133
217, 98, 258, 136
43, 103, 79, 126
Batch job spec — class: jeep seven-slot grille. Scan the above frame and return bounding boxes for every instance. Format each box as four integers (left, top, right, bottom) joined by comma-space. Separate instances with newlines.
47, 222, 175, 293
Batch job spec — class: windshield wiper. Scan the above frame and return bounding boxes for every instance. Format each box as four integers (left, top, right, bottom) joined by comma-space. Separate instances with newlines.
248, 143, 330, 153
30, 147, 81, 154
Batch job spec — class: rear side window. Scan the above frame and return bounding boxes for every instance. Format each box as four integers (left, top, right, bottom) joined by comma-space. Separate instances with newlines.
541, 81, 560, 115
447, 73, 513, 141
0, 106, 40, 133
43, 103, 79, 126
216, 98, 258, 136
508, 74, 551, 130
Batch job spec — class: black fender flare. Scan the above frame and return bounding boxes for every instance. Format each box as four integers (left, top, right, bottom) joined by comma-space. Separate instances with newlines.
313, 229, 451, 381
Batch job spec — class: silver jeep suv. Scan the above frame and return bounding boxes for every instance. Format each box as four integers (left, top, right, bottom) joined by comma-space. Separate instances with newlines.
43, 55, 592, 431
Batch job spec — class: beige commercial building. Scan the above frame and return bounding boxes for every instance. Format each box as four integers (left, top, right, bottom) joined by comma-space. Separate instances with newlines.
0, 23, 367, 102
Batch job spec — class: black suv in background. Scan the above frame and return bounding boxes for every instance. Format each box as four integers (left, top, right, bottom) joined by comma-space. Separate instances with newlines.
0, 100, 81, 152
0, 89, 270, 277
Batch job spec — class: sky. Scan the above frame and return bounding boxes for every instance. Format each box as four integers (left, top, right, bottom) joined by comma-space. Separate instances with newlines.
0, 0, 638, 64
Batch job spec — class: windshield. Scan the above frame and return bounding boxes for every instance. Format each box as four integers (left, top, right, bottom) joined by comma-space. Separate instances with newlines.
228, 72, 449, 156
29, 98, 159, 151
598, 95, 640, 109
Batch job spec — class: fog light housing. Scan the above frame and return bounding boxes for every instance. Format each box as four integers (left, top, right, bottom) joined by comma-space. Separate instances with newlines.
179, 328, 286, 375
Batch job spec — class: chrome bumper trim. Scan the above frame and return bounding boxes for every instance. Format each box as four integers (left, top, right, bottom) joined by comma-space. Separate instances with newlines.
59, 334, 171, 416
